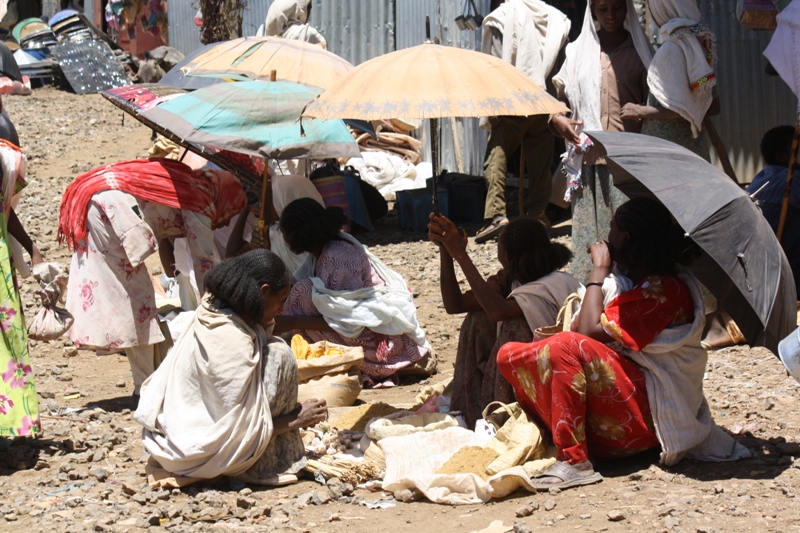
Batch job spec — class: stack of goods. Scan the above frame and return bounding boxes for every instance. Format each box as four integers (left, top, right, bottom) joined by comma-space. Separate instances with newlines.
50, 11, 93, 44
291, 336, 364, 407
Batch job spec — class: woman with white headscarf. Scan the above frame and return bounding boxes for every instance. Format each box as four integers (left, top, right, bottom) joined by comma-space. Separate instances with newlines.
226, 174, 325, 274
262, 0, 327, 49
619, 0, 719, 160
549, 0, 653, 284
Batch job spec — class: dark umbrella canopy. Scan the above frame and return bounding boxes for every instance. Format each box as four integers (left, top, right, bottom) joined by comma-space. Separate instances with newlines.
587, 131, 796, 353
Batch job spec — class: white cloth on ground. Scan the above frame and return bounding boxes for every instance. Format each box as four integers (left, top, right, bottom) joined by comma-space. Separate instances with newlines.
136, 298, 274, 478
647, 0, 716, 137
481, 0, 571, 89
508, 271, 580, 334
552, 0, 653, 131
293, 232, 430, 352
264, 0, 326, 47
346, 152, 428, 201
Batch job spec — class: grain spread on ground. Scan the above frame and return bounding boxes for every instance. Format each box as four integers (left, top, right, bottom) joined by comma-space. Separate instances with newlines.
330, 402, 404, 431
436, 446, 500, 480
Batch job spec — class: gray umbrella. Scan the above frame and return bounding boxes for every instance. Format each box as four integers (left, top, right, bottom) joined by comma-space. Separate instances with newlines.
587, 131, 796, 353
159, 43, 221, 90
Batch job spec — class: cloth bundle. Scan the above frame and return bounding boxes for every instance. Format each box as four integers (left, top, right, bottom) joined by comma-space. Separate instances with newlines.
28, 262, 73, 342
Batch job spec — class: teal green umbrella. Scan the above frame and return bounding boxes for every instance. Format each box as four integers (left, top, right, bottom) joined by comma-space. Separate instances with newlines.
141, 80, 360, 160
141, 79, 360, 247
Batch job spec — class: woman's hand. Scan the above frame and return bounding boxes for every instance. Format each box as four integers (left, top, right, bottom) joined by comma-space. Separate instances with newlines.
294, 399, 328, 429
549, 114, 582, 144
588, 240, 613, 271
620, 103, 643, 122
428, 213, 468, 260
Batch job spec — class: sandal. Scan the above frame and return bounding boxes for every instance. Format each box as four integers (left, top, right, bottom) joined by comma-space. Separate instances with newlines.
475, 216, 509, 244
530, 461, 603, 491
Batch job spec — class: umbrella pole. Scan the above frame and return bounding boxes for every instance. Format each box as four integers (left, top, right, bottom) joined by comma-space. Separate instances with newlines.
259, 162, 272, 249
777, 116, 800, 243
430, 117, 440, 215
518, 141, 526, 218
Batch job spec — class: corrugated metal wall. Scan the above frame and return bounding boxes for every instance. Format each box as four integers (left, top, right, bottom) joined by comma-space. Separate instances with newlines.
701, 2, 796, 183
168, 0, 204, 55
312, 0, 395, 66
395, 0, 491, 175
241, 0, 275, 39
84, 0, 94, 24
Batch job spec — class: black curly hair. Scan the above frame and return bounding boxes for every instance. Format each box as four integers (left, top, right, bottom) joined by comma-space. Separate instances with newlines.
760, 125, 794, 166
497, 218, 572, 284
279, 198, 349, 254
204, 248, 289, 322
613, 197, 691, 275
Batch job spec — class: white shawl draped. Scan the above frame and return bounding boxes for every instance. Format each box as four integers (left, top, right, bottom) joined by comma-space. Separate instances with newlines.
552, 0, 653, 131
647, 0, 716, 137
293, 233, 430, 352
264, 0, 326, 47
481, 0, 571, 89
135, 298, 274, 479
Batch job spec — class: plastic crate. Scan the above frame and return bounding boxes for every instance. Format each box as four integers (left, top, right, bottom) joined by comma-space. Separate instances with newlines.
396, 187, 449, 233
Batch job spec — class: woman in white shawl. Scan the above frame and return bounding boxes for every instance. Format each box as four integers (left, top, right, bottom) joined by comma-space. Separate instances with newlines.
226, 174, 325, 274
619, 0, 719, 159
549, 0, 653, 285
136, 249, 327, 484
429, 214, 579, 428
277, 198, 431, 388
262, 0, 327, 49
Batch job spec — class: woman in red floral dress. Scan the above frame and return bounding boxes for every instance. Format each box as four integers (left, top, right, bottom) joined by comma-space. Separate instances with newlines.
498, 197, 749, 490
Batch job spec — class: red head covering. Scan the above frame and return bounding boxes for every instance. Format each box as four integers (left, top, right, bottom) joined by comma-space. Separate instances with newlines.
58, 158, 246, 250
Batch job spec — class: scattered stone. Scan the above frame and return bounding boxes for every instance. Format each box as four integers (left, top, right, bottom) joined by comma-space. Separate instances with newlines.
311, 491, 332, 505
664, 516, 681, 529
579, 513, 592, 519
544, 498, 556, 511
607, 510, 626, 522
91, 467, 108, 481
513, 523, 532, 533
92, 449, 105, 462
115, 380, 126, 388
394, 489, 419, 503
515, 505, 535, 518
236, 497, 255, 509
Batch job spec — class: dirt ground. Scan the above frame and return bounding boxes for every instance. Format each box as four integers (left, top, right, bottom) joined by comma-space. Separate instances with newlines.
0, 88, 799, 533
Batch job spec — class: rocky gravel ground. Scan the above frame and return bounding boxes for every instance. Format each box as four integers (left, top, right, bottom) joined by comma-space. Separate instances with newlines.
0, 89, 799, 533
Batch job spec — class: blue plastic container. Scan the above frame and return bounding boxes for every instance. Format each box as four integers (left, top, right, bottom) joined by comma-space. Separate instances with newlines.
396, 187, 449, 233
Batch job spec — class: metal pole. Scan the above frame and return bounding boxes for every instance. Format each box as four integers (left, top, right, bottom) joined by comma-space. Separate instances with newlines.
431, 117, 440, 215
777, 116, 800, 242
518, 141, 526, 217
259, 162, 272, 249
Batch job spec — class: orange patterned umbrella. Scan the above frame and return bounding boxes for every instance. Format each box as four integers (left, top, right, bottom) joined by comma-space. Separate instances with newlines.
302, 42, 569, 120
177, 36, 353, 90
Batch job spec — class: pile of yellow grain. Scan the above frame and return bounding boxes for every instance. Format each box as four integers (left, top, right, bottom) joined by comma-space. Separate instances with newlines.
330, 402, 403, 431
435, 446, 499, 480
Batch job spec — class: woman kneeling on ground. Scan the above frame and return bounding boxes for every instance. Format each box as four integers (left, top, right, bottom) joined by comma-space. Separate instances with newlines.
498, 198, 751, 490
428, 214, 579, 429
135, 249, 327, 485
276, 198, 432, 388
